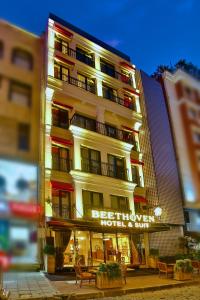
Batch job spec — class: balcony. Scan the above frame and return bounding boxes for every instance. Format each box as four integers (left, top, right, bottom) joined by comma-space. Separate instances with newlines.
52, 158, 72, 172
100, 61, 133, 86
102, 89, 135, 110
55, 42, 95, 68
70, 114, 138, 147
54, 72, 96, 94
52, 204, 71, 219
81, 158, 130, 181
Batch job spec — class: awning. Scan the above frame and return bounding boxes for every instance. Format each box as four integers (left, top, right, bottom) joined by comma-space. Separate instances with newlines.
51, 180, 74, 192
53, 100, 73, 110
55, 54, 75, 66
134, 196, 147, 203
51, 136, 73, 146
54, 24, 73, 38
131, 159, 144, 166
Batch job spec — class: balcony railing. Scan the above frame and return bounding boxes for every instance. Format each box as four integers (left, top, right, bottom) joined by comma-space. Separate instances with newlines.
55, 43, 95, 68
102, 89, 135, 110
81, 159, 130, 181
52, 158, 72, 172
55, 42, 133, 86
70, 114, 138, 148
54, 72, 96, 94
52, 204, 70, 219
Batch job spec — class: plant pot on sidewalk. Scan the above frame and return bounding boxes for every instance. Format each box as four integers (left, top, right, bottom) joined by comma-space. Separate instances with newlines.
174, 259, 193, 281
43, 245, 56, 274
96, 263, 123, 289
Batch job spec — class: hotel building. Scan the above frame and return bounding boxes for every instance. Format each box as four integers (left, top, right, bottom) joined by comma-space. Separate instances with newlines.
0, 20, 42, 268
162, 69, 200, 235
41, 14, 169, 269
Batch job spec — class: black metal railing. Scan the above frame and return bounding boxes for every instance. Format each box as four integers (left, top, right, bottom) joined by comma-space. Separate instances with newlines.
55, 42, 133, 86
54, 72, 96, 94
52, 158, 72, 172
102, 89, 135, 110
70, 114, 138, 147
55, 43, 95, 68
81, 159, 130, 181
52, 204, 70, 219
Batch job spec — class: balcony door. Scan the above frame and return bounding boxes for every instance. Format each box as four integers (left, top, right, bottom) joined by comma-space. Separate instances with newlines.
81, 147, 101, 175
52, 146, 70, 172
54, 63, 69, 81
52, 190, 71, 219
131, 166, 141, 186
82, 190, 103, 217
108, 154, 125, 180
52, 106, 69, 129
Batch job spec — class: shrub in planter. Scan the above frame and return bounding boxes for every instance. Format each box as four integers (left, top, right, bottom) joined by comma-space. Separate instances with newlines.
43, 244, 56, 274
96, 263, 123, 289
174, 259, 193, 281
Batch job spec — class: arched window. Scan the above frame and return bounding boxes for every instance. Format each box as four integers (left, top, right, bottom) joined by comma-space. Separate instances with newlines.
0, 41, 4, 58
12, 48, 33, 70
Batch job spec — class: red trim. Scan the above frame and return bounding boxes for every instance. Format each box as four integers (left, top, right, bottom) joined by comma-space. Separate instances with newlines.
9, 202, 42, 218
134, 196, 147, 203
120, 62, 135, 71
123, 87, 140, 96
122, 125, 139, 134
131, 159, 144, 166
55, 54, 75, 66
53, 100, 73, 110
51, 180, 74, 192
54, 24, 73, 38
51, 136, 73, 146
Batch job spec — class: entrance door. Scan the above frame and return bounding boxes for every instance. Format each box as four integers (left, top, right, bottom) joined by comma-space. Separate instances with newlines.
117, 233, 131, 264
103, 233, 118, 262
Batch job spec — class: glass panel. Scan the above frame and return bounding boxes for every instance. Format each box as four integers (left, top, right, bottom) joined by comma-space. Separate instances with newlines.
111, 195, 118, 210
63, 231, 75, 267
75, 231, 91, 266
103, 234, 118, 263
117, 234, 130, 264
82, 190, 92, 217
93, 192, 102, 208
61, 67, 69, 81
91, 232, 104, 266
60, 191, 70, 218
131, 234, 146, 265
77, 73, 86, 89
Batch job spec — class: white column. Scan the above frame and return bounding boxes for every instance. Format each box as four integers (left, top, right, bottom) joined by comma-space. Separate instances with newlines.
74, 182, 83, 218
128, 193, 135, 215
73, 137, 81, 170
125, 152, 132, 182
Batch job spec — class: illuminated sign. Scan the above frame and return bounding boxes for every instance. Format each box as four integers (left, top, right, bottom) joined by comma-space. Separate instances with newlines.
91, 210, 155, 229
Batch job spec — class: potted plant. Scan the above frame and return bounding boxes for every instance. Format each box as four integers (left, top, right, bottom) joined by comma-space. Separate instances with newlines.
96, 263, 123, 289
148, 248, 159, 268
174, 259, 193, 281
43, 244, 56, 274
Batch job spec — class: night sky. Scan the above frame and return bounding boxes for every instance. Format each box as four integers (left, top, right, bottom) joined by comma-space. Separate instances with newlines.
1, 0, 199, 74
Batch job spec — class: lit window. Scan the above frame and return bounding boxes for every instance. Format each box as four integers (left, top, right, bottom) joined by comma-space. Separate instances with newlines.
12, 48, 33, 70
9, 81, 31, 107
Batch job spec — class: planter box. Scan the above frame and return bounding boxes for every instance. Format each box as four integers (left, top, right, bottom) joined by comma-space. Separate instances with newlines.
44, 255, 55, 274
96, 272, 123, 289
148, 256, 158, 268
174, 271, 192, 281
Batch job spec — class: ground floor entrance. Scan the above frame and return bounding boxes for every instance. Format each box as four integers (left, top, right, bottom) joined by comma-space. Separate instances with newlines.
53, 229, 146, 269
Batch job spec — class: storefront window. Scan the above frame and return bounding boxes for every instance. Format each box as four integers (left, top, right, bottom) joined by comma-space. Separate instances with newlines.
117, 233, 131, 264
74, 231, 91, 266
103, 233, 118, 263
91, 232, 104, 266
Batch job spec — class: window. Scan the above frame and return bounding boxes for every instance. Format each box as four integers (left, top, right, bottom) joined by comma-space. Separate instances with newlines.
9, 81, 31, 107
107, 154, 126, 180
54, 63, 69, 81
55, 35, 69, 54
100, 59, 115, 77
18, 123, 30, 151
122, 130, 134, 144
74, 114, 96, 131
184, 211, 190, 224
12, 48, 33, 70
134, 202, 147, 214
81, 147, 101, 174
52, 190, 70, 219
82, 190, 103, 217
110, 195, 129, 212
124, 93, 135, 110
52, 146, 70, 172
52, 106, 69, 129
102, 84, 117, 101
121, 69, 132, 85
131, 166, 141, 186
77, 73, 95, 93
76, 47, 94, 67
0, 41, 3, 59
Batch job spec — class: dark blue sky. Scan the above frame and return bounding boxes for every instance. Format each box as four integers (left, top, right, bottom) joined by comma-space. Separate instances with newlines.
1, 0, 199, 74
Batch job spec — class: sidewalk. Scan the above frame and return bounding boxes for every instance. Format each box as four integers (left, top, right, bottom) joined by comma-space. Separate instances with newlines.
3, 271, 200, 300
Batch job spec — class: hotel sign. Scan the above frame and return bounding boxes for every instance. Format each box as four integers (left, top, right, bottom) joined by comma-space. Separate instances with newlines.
91, 210, 155, 229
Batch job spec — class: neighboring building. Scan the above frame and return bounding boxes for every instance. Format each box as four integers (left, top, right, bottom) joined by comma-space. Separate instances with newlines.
0, 20, 42, 269
162, 69, 200, 235
140, 71, 185, 256
41, 13, 169, 270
